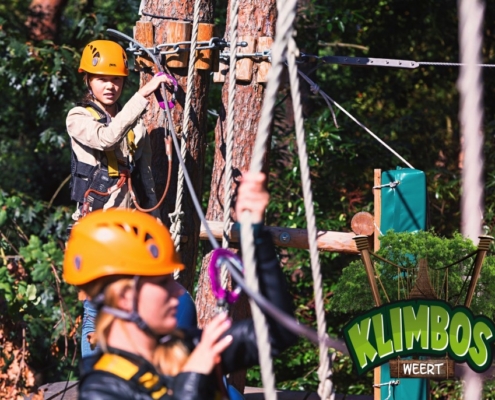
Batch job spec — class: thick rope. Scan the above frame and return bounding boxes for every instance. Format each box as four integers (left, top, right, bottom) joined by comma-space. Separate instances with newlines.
296, 69, 414, 169
240, 0, 298, 399
221, 0, 239, 288
169, 0, 201, 262
287, 36, 334, 400
457, 0, 485, 398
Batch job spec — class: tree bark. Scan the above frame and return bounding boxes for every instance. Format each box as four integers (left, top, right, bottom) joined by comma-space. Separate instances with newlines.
26, 0, 68, 41
139, 0, 213, 293
195, 0, 277, 392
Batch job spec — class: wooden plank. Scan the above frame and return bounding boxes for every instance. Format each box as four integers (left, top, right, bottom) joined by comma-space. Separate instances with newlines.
165, 21, 191, 68
236, 35, 256, 82
256, 36, 273, 83
373, 169, 381, 252
199, 221, 359, 253
389, 359, 455, 380
373, 169, 381, 400
134, 21, 155, 70
195, 23, 215, 70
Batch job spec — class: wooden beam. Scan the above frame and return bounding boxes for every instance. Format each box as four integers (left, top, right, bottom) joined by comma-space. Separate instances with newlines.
199, 221, 359, 254
464, 235, 494, 307
373, 169, 381, 252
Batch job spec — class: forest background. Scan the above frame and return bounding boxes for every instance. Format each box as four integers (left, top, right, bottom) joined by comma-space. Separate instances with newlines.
2, 0, 495, 398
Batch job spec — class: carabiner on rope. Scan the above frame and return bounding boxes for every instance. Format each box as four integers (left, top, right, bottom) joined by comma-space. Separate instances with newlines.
208, 248, 243, 305
154, 72, 178, 110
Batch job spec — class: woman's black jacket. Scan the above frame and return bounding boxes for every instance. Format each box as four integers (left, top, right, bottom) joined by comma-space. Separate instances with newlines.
77, 228, 298, 400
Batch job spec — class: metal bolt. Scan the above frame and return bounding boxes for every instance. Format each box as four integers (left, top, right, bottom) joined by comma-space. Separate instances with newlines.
279, 232, 291, 243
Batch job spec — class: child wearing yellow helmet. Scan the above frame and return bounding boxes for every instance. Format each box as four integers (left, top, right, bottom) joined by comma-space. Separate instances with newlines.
67, 39, 175, 359
63, 172, 297, 400
67, 39, 173, 218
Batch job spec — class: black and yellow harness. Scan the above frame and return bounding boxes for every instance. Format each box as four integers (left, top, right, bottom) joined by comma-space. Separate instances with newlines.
94, 352, 169, 399
85, 350, 225, 400
70, 101, 173, 218
70, 101, 136, 216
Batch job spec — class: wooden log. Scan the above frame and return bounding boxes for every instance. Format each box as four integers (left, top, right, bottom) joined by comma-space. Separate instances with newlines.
389, 359, 455, 380
256, 36, 273, 83
134, 21, 155, 71
236, 36, 257, 82
199, 221, 358, 253
165, 21, 191, 68
213, 62, 228, 82
195, 23, 215, 70
351, 211, 374, 236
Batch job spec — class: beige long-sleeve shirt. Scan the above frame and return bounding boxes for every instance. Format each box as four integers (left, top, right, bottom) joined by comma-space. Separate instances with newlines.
67, 93, 158, 216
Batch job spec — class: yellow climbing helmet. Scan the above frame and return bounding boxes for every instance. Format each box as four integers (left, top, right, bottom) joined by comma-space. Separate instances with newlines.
63, 209, 184, 286
78, 40, 129, 76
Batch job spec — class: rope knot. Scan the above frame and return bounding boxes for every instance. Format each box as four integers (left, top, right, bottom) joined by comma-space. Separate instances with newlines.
310, 83, 320, 94
168, 210, 185, 234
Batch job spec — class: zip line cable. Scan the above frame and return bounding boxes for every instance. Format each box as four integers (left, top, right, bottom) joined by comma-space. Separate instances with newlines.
295, 68, 415, 169
106, 28, 348, 356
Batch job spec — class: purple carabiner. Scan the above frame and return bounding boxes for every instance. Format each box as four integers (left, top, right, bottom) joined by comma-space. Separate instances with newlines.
208, 248, 243, 304
154, 72, 178, 110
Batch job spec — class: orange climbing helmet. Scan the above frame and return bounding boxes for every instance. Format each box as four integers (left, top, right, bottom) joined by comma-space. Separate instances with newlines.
78, 40, 129, 76
63, 209, 184, 286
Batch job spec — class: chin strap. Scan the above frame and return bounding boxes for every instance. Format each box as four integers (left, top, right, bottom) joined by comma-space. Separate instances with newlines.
90, 276, 159, 338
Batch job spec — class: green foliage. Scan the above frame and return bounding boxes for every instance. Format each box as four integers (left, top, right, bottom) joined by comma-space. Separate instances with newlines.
0, 0, 139, 202
0, 190, 78, 382
331, 230, 495, 319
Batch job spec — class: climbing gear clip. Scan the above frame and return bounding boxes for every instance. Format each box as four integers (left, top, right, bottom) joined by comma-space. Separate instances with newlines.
154, 72, 178, 110
208, 248, 243, 305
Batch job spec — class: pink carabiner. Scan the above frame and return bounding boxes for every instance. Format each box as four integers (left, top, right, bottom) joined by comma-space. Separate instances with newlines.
208, 248, 243, 304
154, 72, 178, 110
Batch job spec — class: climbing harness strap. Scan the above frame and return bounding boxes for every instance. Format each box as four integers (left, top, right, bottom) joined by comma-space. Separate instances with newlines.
94, 353, 168, 399
84, 105, 136, 177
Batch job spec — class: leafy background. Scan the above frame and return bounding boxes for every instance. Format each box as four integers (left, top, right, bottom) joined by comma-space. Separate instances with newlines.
2, 0, 495, 398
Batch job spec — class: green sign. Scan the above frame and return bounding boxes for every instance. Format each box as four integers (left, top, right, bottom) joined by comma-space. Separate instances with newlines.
343, 299, 495, 375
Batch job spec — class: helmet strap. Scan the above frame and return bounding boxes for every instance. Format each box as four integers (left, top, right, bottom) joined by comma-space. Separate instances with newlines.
84, 74, 96, 101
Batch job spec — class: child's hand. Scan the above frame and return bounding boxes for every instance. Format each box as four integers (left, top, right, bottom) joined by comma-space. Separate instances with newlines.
138, 74, 175, 98
181, 312, 233, 374
235, 172, 269, 223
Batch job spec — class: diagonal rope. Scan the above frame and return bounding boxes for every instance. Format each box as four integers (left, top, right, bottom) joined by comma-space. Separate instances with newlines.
240, 0, 299, 399
221, 0, 239, 288
169, 0, 201, 271
457, 0, 485, 398
287, 36, 334, 400
295, 69, 414, 169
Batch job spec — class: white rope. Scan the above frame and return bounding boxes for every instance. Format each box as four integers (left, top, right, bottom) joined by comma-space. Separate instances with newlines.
239, 0, 299, 399
287, 36, 334, 400
296, 69, 414, 169
169, 0, 201, 263
221, 0, 239, 288
458, 0, 485, 398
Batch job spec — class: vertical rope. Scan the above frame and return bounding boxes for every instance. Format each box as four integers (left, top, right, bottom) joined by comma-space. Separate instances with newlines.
221, 0, 239, 288
286, 36, 334, 400
169, 0, 201, 268
240, 0, 298, 399
458, 0, 485, 398
458, 0, 485, 244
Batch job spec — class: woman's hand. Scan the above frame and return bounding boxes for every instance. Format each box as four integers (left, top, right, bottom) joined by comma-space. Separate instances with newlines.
138, 74, 175, 98
181, 312, 233, 374
235, 172, 270, 223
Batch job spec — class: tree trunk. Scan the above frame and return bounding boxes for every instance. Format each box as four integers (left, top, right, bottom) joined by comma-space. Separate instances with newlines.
195, 0, 277, 393
138, 0, 213, 293
26, 0, 68, 41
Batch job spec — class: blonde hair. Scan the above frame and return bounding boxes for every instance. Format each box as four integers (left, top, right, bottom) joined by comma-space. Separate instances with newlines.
80, 277, 190, 376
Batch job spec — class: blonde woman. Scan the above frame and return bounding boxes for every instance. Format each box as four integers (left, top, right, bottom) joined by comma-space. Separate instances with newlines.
63, 172, 296, 399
